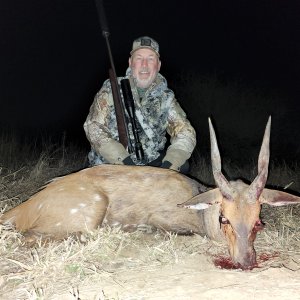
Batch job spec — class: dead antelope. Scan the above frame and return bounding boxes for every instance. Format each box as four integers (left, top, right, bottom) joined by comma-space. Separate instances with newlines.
1, 117, 300, 270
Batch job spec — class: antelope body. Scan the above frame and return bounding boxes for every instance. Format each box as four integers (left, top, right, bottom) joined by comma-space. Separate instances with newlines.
1, 117, 300, 269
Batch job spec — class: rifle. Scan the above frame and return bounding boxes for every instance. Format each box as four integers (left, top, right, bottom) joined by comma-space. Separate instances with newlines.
94, 0, 130, 151
94, 0, 144, 162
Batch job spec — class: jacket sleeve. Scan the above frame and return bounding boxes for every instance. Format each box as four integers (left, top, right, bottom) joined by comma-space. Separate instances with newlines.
83, 80, 130, 164
166, 96, 196, 156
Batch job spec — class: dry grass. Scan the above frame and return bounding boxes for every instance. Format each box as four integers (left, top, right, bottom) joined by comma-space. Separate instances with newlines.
0, 226, 214, 299
0, 141, 300, 299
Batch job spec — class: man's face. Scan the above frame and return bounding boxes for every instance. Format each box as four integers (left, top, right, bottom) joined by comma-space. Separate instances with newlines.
129, 48, 161, 89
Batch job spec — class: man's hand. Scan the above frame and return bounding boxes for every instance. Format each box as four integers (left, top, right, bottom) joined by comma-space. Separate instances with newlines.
122, 156, 135, 165
161, 148, 190, 171
99, 140, 134, 165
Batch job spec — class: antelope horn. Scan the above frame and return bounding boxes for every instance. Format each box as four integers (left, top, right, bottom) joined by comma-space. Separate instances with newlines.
209, 118, 235, 200
247, 116, 271, 203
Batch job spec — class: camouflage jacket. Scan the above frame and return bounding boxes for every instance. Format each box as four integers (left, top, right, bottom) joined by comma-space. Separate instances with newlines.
84, 68, 196, 165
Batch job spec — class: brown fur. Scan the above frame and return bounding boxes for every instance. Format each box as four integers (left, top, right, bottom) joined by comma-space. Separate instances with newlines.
1, 166, 210, 241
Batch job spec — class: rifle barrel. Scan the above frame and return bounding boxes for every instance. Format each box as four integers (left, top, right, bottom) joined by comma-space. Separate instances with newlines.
94, 0, 109, 37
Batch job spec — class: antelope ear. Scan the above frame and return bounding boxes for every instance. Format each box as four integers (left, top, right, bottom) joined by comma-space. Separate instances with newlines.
177, 188, 223, 210
260, 188, 300, 206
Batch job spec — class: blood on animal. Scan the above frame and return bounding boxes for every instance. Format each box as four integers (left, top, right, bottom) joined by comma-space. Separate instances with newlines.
213, 251, 279, 270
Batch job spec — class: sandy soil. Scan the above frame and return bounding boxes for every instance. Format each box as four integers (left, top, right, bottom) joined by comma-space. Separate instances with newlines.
56, 258, 300, 300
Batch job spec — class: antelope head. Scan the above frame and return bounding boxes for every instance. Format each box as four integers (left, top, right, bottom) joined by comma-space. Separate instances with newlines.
179, 116, 300, 270
208, 116, 271, 269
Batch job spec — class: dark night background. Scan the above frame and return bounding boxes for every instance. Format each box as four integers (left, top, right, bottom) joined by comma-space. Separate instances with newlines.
0, 0, 299, 164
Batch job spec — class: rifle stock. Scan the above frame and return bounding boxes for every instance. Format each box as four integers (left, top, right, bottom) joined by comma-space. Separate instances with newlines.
108, 69, 130, 150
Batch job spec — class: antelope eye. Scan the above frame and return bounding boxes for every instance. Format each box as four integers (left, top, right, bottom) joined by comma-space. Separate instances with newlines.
219, 215, 230, 225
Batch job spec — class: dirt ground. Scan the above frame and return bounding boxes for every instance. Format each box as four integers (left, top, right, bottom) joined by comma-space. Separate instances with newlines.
59, 257, 300, 300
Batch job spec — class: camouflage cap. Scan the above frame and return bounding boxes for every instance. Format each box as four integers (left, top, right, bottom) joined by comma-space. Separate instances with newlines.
130, 36, 160, 57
